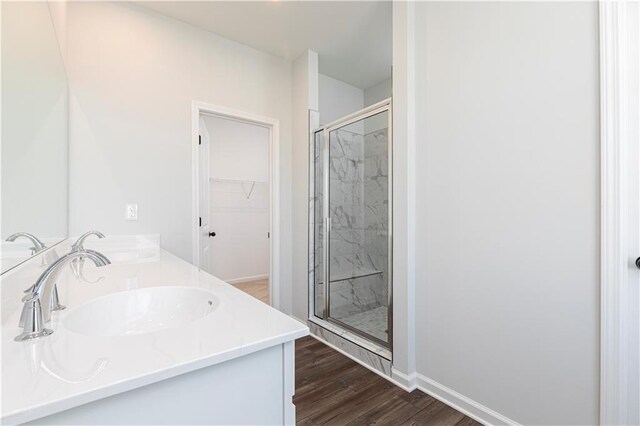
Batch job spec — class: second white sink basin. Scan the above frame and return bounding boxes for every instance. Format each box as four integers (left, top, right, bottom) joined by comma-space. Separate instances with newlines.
63, 287, 219, 337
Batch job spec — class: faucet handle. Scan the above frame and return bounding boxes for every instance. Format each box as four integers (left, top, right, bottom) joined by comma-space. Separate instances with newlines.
15, 299, 53, 342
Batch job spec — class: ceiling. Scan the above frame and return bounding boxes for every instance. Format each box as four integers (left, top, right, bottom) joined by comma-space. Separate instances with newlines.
134, 1, 392, 89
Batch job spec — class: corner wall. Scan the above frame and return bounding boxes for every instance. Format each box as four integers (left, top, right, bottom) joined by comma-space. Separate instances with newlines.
292, 50, 318, 321
390, 0, 416, 386
318, 73, 362, 125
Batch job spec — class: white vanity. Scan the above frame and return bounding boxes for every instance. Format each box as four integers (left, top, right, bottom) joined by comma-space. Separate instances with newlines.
1, 238, 308, 425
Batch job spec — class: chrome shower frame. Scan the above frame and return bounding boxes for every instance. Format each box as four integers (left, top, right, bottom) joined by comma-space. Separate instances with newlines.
308, 98, 393, 356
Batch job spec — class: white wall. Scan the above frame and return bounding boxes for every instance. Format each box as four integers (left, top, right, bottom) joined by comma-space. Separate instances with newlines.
204, 116, 270, 283
65, 2, 293, 311
364, 77, 392, 107
319, 73, 390, 134
390, 0, 416, 386
413, 2, 600, 424
206, 116, 269, 182
291, 50, 319, 321
48, 0, 68, 65
318, 73, 363, 125
363, 77, 392, 134
1, 1, 68, 241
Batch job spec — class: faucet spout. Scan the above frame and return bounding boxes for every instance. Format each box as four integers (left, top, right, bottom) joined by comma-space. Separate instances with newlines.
16, 249, 111, 342
71, 231, 105, 252
6, 232, 46, 253
26, 250, 110, 302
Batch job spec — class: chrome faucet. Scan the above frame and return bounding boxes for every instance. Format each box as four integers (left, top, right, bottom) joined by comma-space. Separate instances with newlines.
71, 231, 105, 252
6, 232, 46, 254
69, 231, 106, 278
15, 249, 111, 342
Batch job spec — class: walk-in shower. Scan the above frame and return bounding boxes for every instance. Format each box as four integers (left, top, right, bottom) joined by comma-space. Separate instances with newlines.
309, 99, 392, 355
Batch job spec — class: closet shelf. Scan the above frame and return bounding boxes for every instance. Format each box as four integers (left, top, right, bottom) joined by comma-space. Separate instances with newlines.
209, 177, 267, 199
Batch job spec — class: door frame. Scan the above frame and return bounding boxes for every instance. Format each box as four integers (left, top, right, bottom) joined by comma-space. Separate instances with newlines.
308, 98, 394, 354
600, 1, 639, 424
191, 101, 280, 308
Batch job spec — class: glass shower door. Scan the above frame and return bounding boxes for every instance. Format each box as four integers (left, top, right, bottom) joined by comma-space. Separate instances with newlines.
325, 107, 391, 347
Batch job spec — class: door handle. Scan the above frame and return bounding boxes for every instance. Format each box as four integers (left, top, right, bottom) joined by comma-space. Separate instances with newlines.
636, 257, 640, 269
209, 232, 216, 237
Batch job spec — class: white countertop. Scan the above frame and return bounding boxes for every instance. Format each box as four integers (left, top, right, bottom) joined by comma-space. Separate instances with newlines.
1, 238, 308, 425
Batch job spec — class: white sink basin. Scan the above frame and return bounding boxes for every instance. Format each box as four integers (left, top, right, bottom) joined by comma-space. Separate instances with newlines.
63, 287, 219, 337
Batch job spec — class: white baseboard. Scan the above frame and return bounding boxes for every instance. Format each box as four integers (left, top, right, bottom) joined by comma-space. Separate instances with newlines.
319, 358, 517, 425
414, 373, 520, 426
311, 340, 517, 424
302, 321, 518, 425
391, 368, 418, 392
226, 274, 269, 285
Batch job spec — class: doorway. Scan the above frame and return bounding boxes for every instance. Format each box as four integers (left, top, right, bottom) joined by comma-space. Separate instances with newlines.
192, 102, 280, 307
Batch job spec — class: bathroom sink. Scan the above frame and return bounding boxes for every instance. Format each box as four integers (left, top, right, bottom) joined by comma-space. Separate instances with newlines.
63, 287, 219, 336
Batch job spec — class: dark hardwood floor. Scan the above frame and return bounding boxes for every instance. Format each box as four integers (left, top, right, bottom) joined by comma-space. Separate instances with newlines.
294, 336, 481, 426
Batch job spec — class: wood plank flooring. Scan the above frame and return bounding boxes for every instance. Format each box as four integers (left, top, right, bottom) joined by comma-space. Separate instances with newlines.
294, 336, 480, 426
233, 278, 269, 304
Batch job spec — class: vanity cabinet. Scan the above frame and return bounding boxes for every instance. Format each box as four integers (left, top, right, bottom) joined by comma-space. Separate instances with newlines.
24, 342, 296, 425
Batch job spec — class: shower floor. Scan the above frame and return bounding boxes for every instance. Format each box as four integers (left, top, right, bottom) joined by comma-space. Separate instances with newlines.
339, 306, 388, 343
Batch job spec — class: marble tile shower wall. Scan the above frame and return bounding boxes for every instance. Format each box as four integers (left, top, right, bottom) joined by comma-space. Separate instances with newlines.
323, 128, 389, 323
362, 128, 389, 316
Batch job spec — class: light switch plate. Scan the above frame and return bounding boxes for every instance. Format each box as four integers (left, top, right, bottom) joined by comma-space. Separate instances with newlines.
126, 203, 138, 221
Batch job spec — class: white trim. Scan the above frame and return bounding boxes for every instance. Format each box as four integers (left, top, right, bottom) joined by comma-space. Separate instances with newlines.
282, 341, 295, 426
226, 274, 269, 285
414, 374, 520, 426
405, 0, 417, 382
191, 101, 281, 309
600, 2, 637, 424
310, 332, 518, 426
391, 0, 417, 380
390, 368, 418, 392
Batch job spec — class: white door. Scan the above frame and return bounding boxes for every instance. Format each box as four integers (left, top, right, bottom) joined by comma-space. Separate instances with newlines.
603, 4, 640, 422
628, 4, 639, 422
629, 119, 639, 425
198, 116, 211, 272
627, 2, 640, 425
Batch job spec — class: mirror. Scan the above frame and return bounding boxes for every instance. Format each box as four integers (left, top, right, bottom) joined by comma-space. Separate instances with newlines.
1, 2, 69, 273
